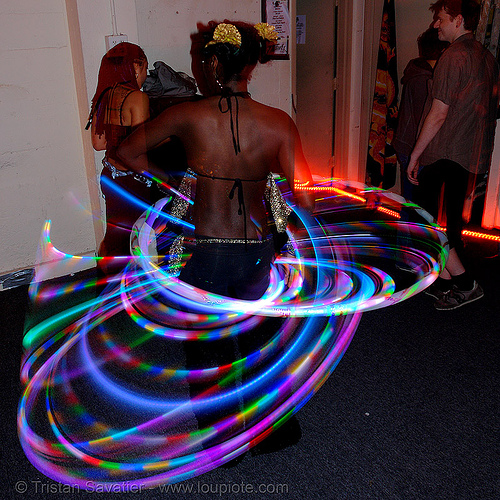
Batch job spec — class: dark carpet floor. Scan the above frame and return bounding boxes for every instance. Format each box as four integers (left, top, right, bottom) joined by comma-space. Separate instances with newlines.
1, 239, 499, 500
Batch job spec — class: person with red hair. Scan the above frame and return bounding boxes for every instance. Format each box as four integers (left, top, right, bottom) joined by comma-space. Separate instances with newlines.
88, 42, 151, 274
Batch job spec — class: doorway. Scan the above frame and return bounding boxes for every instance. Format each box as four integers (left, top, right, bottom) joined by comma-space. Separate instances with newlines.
295, 0, 337, 179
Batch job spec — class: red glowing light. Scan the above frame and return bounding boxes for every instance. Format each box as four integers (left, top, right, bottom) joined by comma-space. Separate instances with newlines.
376, 206, 401, 219
461, 229, 500, 242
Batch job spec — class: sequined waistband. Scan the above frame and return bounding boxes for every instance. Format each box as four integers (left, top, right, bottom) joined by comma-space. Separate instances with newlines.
195, 235, 272, 244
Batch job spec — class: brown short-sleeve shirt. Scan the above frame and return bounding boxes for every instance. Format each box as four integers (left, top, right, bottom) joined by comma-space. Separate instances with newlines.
420, 33, 499, 174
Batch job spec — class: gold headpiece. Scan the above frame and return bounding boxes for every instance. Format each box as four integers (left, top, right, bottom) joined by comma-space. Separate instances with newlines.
206, 23, 242, 48
254, 22, 278, 42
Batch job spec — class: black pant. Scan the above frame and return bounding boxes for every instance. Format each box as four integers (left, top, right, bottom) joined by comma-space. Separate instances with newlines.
179, 238, 277, 441
179, 238, 275, 300
416, 159, 471, 251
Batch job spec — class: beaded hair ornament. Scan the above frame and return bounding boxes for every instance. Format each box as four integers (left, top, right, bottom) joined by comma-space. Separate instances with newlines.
205, 22, 278, 48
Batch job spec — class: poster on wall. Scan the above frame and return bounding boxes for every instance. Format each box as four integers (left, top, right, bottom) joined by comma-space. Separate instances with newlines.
262, 0, 290, 59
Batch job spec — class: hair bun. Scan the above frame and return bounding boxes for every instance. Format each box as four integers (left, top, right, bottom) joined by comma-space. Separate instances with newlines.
205, 23, 242, 48
254, 22, 278, 43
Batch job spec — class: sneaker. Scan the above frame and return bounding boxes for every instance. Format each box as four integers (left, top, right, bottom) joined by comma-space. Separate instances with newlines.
434, 281, 484, 311
424, 282, 451, 301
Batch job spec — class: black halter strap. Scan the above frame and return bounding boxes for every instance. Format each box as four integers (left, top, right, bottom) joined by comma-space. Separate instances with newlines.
196, 172, 265, 249
218, 87, 250, 155
85, 81, 134, 130
228, 178, 244, 216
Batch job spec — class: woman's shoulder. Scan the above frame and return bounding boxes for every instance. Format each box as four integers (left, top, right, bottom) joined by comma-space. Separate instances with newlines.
156, 97, 209, 118
162, 95, 290, 119
122, 88, 149, 108
251, 99, 290, 119
254, 102, 297, 138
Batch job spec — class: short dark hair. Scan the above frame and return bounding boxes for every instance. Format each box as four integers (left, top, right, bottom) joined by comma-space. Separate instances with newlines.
429, 0, 481, 31
417, 27, 449, 59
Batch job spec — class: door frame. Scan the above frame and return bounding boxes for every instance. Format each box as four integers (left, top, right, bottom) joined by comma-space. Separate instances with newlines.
333, 0, 384, 183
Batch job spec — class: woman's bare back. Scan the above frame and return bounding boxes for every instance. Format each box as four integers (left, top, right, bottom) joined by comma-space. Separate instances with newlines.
118, 92, 313, 238
171, 96, 295, 239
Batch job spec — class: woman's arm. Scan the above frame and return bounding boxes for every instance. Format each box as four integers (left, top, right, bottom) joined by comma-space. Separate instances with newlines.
277, 114, 315, 212
117, 104, 182, 179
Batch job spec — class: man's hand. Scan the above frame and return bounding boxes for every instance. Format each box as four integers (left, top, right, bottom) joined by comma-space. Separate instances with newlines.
407, 156, 420, 185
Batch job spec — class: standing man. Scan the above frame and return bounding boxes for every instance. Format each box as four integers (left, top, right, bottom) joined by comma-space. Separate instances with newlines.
407, 0, 499, 310
394, 27, 448, 201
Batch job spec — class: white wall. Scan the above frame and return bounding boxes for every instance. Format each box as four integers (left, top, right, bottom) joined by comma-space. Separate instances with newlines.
296, 0, 335, 178
395, 1, 432, 79
77, 0, 139, 116
335, 0, 383, 183
0, 0, 97, 276
134, 0, 293, 112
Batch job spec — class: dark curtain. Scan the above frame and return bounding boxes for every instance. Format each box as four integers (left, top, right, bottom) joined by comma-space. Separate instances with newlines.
366, 0, 399, 189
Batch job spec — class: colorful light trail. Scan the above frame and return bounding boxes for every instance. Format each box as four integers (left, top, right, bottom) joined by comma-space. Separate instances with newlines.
18, 177, 448, 490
